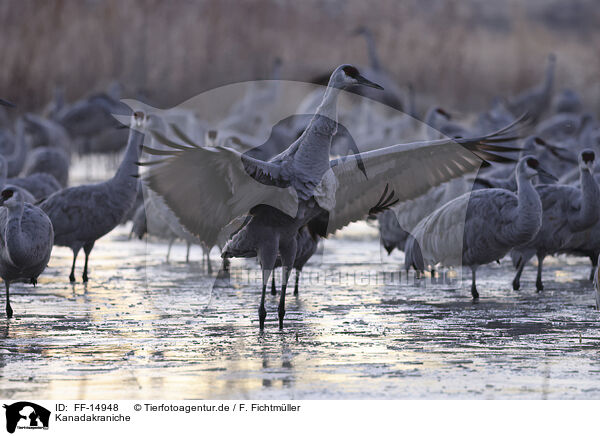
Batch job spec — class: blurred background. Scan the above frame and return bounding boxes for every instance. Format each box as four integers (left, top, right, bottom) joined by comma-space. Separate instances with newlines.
1, 0, 599, 113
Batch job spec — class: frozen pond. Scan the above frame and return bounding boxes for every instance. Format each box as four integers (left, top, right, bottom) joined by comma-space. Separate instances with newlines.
1, 223, 600, 400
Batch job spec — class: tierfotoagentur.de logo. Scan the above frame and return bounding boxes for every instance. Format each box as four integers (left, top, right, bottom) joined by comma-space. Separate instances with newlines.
3, 402, 50, 434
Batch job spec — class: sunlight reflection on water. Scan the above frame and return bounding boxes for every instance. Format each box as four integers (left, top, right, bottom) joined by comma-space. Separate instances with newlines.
1, 222, 600, 399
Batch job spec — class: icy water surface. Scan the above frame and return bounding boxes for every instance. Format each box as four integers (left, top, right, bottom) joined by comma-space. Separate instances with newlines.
1, 224, 600, 400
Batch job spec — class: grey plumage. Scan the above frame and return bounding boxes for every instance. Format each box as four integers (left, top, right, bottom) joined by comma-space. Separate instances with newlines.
553, 89, 582, 114
53, 91, 131, 155
474, 98, 515, 135
120, 181, 144, 224
378, 209, 410, 254
130, 203, 180, 263
535, 112, 587, 145
2, 118, 29, 178
555, 171, 600, 282
510, 150, 600, 291
0, 188, 54, 318
0, 155, 36, 204
22, 147, 70, 187
405, 157, 547, 299
8, 173, 62, 201
23, 113, 72, 152
40, 112, 146, 282
378, 178, 470, 254
424, 107, 470, 140
145, 188, 211, 267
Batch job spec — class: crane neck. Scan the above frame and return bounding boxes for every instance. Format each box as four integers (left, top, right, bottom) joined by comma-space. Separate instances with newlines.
543, 60, 555, 94
111, 128, 144, 188
510, 171, 542, 246
570, 168, 600, 231
362, 30, 381, 71
284, 82, 343, 200
8, 119, 28, 176
314, 85, 342, 123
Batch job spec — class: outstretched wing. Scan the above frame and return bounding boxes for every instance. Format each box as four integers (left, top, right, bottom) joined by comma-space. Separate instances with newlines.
140, 135, 298, 245
325, 121, 524, 235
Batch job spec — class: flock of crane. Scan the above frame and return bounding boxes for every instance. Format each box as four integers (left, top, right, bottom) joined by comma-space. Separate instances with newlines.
1, 31, 599, 330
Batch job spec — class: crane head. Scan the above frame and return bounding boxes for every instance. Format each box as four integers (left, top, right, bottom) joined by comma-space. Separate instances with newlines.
330, 64, 383, 90
580, 149, 595, 172
0, 187, 21, 209
519, 156, 557, 181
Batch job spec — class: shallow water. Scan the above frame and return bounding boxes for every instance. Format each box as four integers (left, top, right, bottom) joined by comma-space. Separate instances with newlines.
1, 223, 600, 400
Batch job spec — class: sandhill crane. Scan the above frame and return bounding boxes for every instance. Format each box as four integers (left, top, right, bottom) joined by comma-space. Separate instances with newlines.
53, 90, 131, 155
142, 64, 522, 329
42, 86, 65, 119
304, 28, 406, 114
353, 27, 406, 112
1, 118, 29, 178
510, 150, 599, 291
130, 203, 181, 262
8, 172, 61, 201
22, 147, 70, 187
553, 89, 582, 114
472, 136, 566, 190
423, 107, 470, 140
40, 111, 146, 282
405, 157, 552, 300
507, 53, 556, 122
378, 177, 470, 255
23, 113, 72, 152
218, 57, 283, 137
474, 97, 516, 135
0, 156, 35, 204
0, 188, 54, 318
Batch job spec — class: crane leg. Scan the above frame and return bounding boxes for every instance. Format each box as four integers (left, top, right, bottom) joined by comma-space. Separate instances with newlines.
5, 282, 12, 319
206, 248, 212, 275
294, 269, 300, 296
258, 240, 277, 330
471, 268, 479, 300
589, 254, 598, 282
82, 242, 95, 283
271, 272, 277, 296
69, 247, 80, 283
216, 258, 230, 280
278, 237, 297, 330
259, 268, 271, 330
166, 238, 174, 263
512, 261, 525, 291
536, 254, 545, 292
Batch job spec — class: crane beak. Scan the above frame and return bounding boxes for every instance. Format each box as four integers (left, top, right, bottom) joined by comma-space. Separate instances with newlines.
0, 98, 15, 108
356, 75, 384, 90
536, 166, 558, 182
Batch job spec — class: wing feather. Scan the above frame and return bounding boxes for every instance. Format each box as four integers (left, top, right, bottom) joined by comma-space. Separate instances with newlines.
142, 141, 297, 245
326, 130, 521, 235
